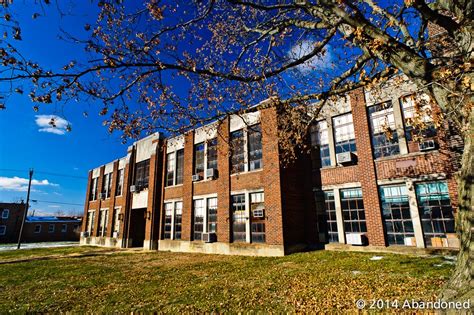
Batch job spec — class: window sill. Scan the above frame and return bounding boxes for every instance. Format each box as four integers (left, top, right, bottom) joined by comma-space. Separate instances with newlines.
230, 168, 263, 177
374, 150, 439, 162
165, 184, 183, 189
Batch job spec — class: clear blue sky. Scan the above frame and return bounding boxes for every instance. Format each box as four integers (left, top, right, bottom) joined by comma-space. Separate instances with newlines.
0, 2, 132, 216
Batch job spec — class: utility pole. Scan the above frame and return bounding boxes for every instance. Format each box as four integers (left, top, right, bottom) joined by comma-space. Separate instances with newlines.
17, 168, 33, 250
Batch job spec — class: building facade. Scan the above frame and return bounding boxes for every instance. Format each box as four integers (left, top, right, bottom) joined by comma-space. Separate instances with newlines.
0, 202, 26, 243
80, 80, 461, 256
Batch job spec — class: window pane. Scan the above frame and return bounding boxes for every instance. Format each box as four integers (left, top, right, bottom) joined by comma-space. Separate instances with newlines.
248, 124, 263, 171
340, 188, 367, 235
380, 185, 414, 245
250, 192, 265, 243
230, 130, 245, 174
176, 149, 184, 185
206, 138, 218, 171
194, 143, 205, 175
174, 201, 182, 240
166, 153, 175, 187
232, 194, 246, 242
207, 198, 218, 234
333, 113, 357, 155
193, 199, 205, 240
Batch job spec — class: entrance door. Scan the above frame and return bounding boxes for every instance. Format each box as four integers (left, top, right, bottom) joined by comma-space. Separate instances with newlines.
129, 208, 146, 247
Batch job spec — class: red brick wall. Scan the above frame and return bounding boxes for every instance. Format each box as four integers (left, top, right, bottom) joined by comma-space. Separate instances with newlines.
23, 221, 81, 242
181, 132, 195, 241
216, 117, 231, 242
0, 203, 26, 243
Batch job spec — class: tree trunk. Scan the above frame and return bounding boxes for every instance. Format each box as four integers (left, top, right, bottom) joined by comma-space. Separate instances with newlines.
440, 108, 473, 302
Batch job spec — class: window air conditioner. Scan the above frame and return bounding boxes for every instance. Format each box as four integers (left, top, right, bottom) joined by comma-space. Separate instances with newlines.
345, 233, 367, 246
192, 174, 202, 182
130, 185, 137, 193
418, 140, 437, 151
202, 232, 217, 243
336, 152, 355, 165
206, 168, 217, 179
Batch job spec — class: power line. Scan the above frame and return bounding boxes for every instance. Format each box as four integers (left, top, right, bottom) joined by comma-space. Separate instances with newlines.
0, 168, 87, 180
31, 200, 84, 207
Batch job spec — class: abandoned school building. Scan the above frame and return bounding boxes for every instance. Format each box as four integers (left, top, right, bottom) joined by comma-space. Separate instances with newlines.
80, 78, 462, 256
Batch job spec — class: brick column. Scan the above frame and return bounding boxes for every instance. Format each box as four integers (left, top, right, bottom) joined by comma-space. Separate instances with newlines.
123, 149, 134, 247
82, 171, 92, 232
216, 118, 231, 243
260, 107, 284, 245
181, 132, 195, 241
158, 141, 167, 241
350, 88, 386, 246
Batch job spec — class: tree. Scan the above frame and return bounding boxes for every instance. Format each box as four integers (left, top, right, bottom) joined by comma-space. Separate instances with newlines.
0, 0, 472, 300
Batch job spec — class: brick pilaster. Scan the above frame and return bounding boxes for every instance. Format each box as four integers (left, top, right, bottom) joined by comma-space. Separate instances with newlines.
216, 118, 231, 242
181, 132, 195, 241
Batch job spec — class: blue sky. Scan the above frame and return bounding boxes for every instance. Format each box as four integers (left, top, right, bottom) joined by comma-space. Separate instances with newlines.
0, 2, 130, 216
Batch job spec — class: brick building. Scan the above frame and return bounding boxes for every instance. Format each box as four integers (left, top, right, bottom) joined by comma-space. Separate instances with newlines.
80, 79, 461, 256
0, 202, 82, 243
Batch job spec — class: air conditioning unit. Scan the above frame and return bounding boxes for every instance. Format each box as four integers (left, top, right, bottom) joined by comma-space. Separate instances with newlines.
206, 168, 217, 179
336, 152, 356, 165
130, 185, 137, 193
419, 140, 437, 151
202, 232, 217, 243
80, 231, 89, 238
192, 174, 202, 182
345, 233, 367, 246
112, 231, 119, 238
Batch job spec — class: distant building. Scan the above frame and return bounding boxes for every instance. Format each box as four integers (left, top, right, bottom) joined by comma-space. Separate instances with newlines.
0, 202, 82, 243
0, 202, 26, 243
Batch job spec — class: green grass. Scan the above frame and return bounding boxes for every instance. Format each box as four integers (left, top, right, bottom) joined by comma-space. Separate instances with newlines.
0, 247, 453, 312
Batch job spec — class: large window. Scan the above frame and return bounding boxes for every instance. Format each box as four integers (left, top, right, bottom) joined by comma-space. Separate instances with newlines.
206, 138, 218, 171
369, 102, 400, 159
193, 199, 205, 241
401, 94, 437, 141
232, 194, 247, 242
165, 149, 184, 186
34, 224, 41, 233
250, 192, 265, 243
315, 190, 338, 243
207, 198, 217, 233
116, 168, 124, 196
102, 172, 113, 198
163, 201, 182, 240
48, 224, 55, 233
98, 209, 109, 237
134, 159, 150, 189
230, 130, 245, 174
90, 177, 98, 201
0, 225, 6, 235
340, 188, 366, 233
380, 185, 414, 245
333, 113, 357, 155
86, 210, 95, 235
311, 121, 331, 168
248, 124, 263, 171
112, 208, 121, 237
415, 181, 455, 247
194, 143, 205, 175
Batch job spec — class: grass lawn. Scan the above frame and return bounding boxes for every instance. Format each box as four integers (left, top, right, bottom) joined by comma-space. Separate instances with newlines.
0, 247, 454, 312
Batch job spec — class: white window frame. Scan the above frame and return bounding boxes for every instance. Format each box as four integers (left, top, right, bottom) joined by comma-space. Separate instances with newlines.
230, 189, 264, 243
112, 207, 121, 237
87, 210, 96, 233
163, 199, 184, 240
116, 169, 124, 196
1, 209, 9, 219
48, 224, 55, 233
98, 208, 109, 237
34, 224, 41, 233
190, 194, 218, 240
61, 224, 67, 233
0, 225, 6, 235
165, 149, 185, 187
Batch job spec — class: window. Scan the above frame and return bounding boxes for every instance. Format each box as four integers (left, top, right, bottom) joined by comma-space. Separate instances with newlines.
230, 130, 245, 174
340, 188, 367, 233
232, 194, 247, 242
112, 208, 120, 237
166, 149, 184, 186
48, 224, 55, 233
102, 172, 113, 198
174, 201, 182, 240
86, 210, 95, 234
401, 94, 437, 141
311, 121, 331, 168
34, 224, 41, 233
207, 198, 217, 233
0, 225, 5, 235
248, 124, 263, 171
415, 181, 455, 247
250, 192, 265, 243
90, 177, 98, 201
206, 138, 218, 172
163, 203, 173, 239
369, 102, 400, 159
61, 224, 67, 233
1, 209, 9, 219
193, 199, 205, 241
98, 209, 109, 237
333, 113, 357, 155
163, 201, 182, 240
194, 143, 205, 175
315, 190, 338, 243
116, 169, 124, 196
166, 153, 175, 187
380, 185, 414, 245
73, 225, 79, 232
135, 159, 150, 189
